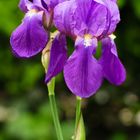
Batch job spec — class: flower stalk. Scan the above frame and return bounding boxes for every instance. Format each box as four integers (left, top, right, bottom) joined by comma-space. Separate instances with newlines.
47, 78, 63, 140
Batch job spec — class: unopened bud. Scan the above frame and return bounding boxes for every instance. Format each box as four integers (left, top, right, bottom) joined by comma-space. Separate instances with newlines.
41, 30, 59, 72
41, 40, 52, 72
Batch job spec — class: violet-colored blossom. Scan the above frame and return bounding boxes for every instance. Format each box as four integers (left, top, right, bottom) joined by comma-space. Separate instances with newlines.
10, 0, 49, 58
10, 0, 126, 98
44, 0, 126, 98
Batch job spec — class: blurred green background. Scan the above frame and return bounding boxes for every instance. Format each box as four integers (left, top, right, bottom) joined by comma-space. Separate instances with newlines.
0, 0, 140, 140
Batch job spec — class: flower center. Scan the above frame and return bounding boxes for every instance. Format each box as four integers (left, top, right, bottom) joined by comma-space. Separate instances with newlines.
27, 9, 38, 18
84, 34, 93, 47
109, 34, 116, 40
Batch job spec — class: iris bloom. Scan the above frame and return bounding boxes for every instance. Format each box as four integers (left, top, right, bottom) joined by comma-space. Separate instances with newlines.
10, 0, 66, 58
10, 0, 126, 98
45, 0, 126, 98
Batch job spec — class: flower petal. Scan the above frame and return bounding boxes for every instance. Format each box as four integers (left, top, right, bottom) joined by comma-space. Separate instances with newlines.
32, 0, 46, 10
99, 37, 126, 85
95, 0, 120, 39
10, 11, 48, 58
18, 0, 32, 12
74, 0, 108, 37
54, 0, 109, 37
54, 0, 76, 37
111, 0, 117, 2
41, 0, 49, 10
33, 0, 42, 6
64, 37, 103, 98
104, 0, 120, 34
42, 0, 66, 9
45, 33, 67, 83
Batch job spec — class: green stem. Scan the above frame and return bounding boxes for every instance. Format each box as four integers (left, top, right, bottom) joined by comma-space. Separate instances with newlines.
47, 78, 63, 140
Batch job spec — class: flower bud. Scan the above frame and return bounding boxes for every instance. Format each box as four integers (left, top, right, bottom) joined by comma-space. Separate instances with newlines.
41, 40, 51, 72
41, 31, 59, 72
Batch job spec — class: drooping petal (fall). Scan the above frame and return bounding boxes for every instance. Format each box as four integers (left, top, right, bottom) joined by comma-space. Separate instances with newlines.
10, 10, 48, 58
64, 37, 103, 98
45, 33, 67, 83
99, 37, 126, 85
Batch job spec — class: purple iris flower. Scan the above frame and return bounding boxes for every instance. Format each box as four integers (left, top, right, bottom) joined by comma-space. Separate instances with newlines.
10, 0, 126, 98
10, 0, 68, 58
10, 0, 68, 80
45, 0, 126, 98
10, 0, 49, 58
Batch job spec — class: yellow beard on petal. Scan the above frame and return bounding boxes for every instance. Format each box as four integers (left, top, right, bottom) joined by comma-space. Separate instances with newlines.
27, 9, 38, 18
84, 34, 93, 47
109, 34, 116, 40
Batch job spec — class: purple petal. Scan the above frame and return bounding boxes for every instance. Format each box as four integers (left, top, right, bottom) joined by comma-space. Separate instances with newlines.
64, 37, 103, 98
41, 0, 48, 10
42, 0, 66, 9
99, 37, 126, 85
105, 0, 120, 34
45, 33, 67, 83
94, 0, 120, 39
32, 0, 46, 10
10, 11, 48, 58
33, 0, 42, 6
54, 0, 109, 37
111, 0, 117, 2
74, 0, 108, 37
18, 0, 30, 12
54, 0, 76, 37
